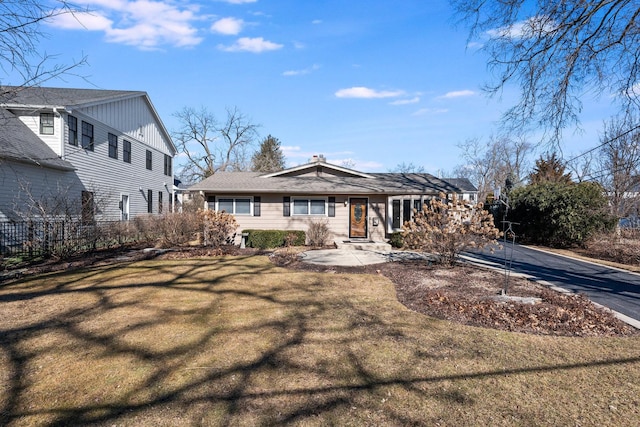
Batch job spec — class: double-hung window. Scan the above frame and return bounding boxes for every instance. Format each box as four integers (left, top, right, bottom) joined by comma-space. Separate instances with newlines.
164, 154, 172, 176
68, 115, 78, 146
81, 121, 94, 151
218, 197, 252, 215
108, 133, 118, 159
146, 150, 152, 170
293, 198, 326, 216
40, 113, 54, 135
123, 140, 131, 163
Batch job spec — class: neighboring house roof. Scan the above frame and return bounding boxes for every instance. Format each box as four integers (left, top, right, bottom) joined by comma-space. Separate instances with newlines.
190, 170, 473, 195
0, 108, 74, 171
441, 177, 478, 193
0, 86, 176, 154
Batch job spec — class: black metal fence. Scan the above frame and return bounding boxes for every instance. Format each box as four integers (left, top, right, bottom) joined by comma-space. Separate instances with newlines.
0, 220, 157, 259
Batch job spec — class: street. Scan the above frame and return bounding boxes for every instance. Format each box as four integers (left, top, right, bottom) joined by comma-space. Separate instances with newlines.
465, 244, 640, 323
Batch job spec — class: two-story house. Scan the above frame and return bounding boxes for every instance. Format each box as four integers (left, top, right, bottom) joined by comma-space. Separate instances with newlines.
0, 86, 176, 222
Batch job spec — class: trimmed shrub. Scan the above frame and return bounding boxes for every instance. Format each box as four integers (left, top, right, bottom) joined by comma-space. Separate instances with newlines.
389, 232, 404, 248
245, 229, 305, 249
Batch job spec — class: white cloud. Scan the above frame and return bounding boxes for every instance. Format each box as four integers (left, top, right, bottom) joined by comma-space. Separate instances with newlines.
47, 1, 203, 49
312, 19, 322, 24
390, 97, 420, 105
282, 64, 320, 76
439, 90, 475, 99
412, 108, 448, 116
335, 86, 404, 99
487, 16, 556, 39
211, 17, 244, 35
218, 37, 283, 52
221, 0, 257, 3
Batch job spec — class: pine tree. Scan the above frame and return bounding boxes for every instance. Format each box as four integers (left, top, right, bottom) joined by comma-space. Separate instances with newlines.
529, 153, 572, 184
251, 135, 286, 172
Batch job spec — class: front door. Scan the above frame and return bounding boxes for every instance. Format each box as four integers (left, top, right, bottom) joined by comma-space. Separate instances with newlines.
349, 198, 368, 239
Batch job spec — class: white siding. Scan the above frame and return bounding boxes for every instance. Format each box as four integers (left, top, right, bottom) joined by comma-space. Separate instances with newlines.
76, 96, 173, 155
61, 111, 172, 220
0, 160, 83, 221
17, 112, 63, 156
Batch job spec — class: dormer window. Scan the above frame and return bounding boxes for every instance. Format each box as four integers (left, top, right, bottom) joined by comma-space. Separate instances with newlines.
40, 113, 54, 135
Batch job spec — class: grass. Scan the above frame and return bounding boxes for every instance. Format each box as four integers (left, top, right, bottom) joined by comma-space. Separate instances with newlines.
1, 255, 639, 426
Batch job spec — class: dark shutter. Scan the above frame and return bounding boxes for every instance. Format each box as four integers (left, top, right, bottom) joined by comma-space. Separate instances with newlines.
207, 195, 215, 210
283, 196, 290, 217
328, 197, 335, 217
254, 196, 261, 216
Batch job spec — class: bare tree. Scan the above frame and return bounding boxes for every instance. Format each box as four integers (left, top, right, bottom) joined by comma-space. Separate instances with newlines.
452, 0, 640, 146
0, 1, 87, 96
594, 114, 640, 218
172, 106, 260, 182
389, 162, 426, 173
455, 135, 533, 202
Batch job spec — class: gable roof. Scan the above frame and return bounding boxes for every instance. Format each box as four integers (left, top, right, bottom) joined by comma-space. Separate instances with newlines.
1, 86, 144, 109
0, 86, 176, 154
0, 108, 74, 171
190, 171, 473, 195
262, 158, 374, 179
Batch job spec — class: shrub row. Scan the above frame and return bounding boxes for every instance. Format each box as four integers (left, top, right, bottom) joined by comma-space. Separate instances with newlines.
244, 229, 306, 249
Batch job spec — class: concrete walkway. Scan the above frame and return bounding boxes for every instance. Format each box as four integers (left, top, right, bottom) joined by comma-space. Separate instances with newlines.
299, 249, 428, 266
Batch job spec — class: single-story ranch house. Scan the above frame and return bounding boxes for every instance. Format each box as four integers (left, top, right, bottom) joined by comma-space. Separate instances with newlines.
189, 155, 478, 245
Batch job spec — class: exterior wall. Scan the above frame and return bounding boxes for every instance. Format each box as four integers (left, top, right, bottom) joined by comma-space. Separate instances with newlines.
78, 96, 172, 154
18, 112, 63, 156
203, 192, 389, 244
0, 160, 84, 221
59, 110, 172, 220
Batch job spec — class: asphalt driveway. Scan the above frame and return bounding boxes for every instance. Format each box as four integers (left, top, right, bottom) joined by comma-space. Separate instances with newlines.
465, 244, 640, 325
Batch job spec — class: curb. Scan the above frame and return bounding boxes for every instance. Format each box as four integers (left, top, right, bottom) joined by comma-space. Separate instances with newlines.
459, 253, 640, 331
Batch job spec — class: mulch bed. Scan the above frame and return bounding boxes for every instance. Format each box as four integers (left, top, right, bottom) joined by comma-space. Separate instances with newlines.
3, 246, 637, 337
270, 249, 639, 337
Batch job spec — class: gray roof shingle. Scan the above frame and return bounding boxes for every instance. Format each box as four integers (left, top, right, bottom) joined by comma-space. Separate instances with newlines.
189, 171, 474, 195
1, 86, 144, 108
0, 108, 74, 170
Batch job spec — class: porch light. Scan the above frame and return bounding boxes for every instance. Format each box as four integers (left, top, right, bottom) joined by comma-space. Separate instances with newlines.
344, 200, 348, 206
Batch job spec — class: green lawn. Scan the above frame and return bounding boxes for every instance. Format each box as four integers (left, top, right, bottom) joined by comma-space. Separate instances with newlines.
1, 255, 639, 426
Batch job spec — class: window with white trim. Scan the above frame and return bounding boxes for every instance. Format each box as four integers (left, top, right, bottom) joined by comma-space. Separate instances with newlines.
218, 197, 252, 215
389, 196, 433, 230
293, 198, 327, 216
40, 113, 54, 135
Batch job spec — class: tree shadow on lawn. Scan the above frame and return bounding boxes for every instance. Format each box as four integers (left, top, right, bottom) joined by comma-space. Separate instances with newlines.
1, 256, 640, 426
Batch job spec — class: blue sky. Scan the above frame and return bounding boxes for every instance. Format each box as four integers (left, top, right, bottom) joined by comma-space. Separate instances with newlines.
25, 0, 618, 175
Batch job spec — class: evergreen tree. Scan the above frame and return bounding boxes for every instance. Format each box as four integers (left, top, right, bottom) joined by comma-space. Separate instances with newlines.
529, 153, 572, 184
251, 135, 286, 172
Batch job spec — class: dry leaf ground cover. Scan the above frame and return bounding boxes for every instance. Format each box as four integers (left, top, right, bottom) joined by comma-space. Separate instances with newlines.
1, 255, 640, 426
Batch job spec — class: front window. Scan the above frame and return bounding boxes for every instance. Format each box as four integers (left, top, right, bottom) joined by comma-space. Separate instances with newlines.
218, 197, 252, 215
81, 121, 94, 151
68, 115, 78, 146
146, 150, 152, 170
108, 133, 118, 159
293, 198, 326, 216
40, 113, 54, 135
390, 196, 433, 230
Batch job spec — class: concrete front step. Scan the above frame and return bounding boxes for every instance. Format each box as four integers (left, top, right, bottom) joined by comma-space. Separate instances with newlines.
335, 240, 392, 252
